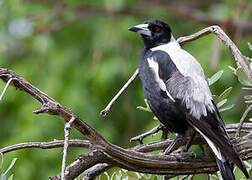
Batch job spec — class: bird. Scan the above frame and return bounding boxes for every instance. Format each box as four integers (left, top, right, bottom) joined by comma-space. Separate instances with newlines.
128, 19, 249, 180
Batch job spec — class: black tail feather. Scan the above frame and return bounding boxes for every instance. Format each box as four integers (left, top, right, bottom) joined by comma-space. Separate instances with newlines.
216, 158, 235, 180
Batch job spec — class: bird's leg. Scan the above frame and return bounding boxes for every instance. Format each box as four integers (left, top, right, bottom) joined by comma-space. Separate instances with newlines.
181, 131, 196, 152
164, 131, 196, 155
163, 134, 184, 155
161, 125, 168, 140
130, 124, 164, 144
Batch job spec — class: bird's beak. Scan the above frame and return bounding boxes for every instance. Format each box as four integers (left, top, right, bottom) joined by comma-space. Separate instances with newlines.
128, 24, 151, 36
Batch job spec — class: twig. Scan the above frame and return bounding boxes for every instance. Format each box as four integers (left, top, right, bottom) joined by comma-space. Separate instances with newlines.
177, 25, 252, 84
130, 124, 163, 144
1, 25, 252, 179
100, 69, 139, 117
82, 164, 111, 180
0, 78, 12, 103
101, 25, 252, 118
61, 117, 76, 180
235, 104, 252, 137
0, 139, 90, 154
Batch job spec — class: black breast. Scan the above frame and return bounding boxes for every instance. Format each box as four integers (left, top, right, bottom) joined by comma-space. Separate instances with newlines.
138, 48, 189, 134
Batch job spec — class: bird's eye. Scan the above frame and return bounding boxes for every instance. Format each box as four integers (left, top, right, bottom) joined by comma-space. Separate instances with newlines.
149, 25, 161, 33
154, 26, 161, 32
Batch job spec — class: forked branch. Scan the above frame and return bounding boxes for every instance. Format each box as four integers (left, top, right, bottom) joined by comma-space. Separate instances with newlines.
0, 25, 252, 180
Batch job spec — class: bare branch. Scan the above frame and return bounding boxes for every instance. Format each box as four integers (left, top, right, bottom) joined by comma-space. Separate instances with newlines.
62, 117, 76, 180
235, 104, 252, 137
82, 164, 111, 180
0, 139, 91, 154
177, 25, 252, 84
101, 25, 252, 118
130, 124, 163, 144
1, 25, 252, 179
100, 68, 139, 117
50, 149, 107, 180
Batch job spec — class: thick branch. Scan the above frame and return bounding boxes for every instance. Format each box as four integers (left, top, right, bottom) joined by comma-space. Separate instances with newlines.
1, 25, 252, 179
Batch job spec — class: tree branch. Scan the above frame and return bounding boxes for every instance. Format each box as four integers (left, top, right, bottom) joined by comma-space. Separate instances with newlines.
62, 117, 76, 180
0, 139, 91, 154
1, 25, 252, 180
101, 25, 252, 118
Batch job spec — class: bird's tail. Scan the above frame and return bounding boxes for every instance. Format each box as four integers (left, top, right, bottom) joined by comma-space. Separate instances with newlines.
216, 158, 235, 180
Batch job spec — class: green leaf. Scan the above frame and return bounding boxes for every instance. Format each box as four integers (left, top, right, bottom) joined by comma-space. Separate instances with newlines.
244, 95, 252, 100
219, 87, 232, 102
3, 158, 17, 176
8, 174, 14, 180
127, 171, 138, 178
217, 99, 227, 108
219, 104, 235, 112
0, 152, 3, 172
136, 106, 152, 112
242, 87, 252, 90
236, 68, 252, 86
212, 95, 219, 104
208, 70, 224, 86
228, 65, 236, 72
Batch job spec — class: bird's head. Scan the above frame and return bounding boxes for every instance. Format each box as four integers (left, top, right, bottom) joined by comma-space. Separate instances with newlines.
128, 19, 172, 48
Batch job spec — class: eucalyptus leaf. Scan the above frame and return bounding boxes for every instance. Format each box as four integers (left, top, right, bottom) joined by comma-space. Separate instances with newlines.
2, 158, 17, 176
219, 87, 232, 102
7, 175, 13, 180
219, 104, 235, 112
228, 65, 236, 72
127, 171, 138, 178
212, 95, 219, 104
217, 99, 227, 108
236, 68, 252, 86
136, 106, 152, 112
244, 95, 252, 100
242, 87, 252, 90
208, 70, 224, 86
0, 152, 3, 172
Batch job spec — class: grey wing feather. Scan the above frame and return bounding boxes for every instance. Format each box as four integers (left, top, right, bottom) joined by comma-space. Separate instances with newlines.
166, 72, 215, 119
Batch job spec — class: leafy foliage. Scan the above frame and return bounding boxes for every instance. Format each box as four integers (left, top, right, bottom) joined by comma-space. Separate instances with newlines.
0, 0, 251, 179
0, 153, 17, 180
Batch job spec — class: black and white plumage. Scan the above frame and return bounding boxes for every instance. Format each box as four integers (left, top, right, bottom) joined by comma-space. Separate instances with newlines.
128, 19, 249, 180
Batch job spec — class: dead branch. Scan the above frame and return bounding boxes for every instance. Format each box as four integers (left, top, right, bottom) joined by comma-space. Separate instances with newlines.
101, 25, 252, 118
100, 68, 139, 117
62, 117, 76, 180
0, 140, 90, 154
1, 25, 252, 180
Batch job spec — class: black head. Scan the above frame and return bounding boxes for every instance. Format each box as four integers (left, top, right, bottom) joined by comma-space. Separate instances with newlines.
128, 19, 172, 48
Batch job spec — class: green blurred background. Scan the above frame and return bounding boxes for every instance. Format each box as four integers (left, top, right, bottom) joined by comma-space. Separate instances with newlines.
0, 0, 251, 179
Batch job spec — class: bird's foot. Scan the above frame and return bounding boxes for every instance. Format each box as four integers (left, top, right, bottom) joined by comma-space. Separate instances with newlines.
163, 134, 184, 155
172, 149, 197, 162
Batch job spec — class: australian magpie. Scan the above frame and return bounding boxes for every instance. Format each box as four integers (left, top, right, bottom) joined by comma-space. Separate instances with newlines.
128, 19, 249, 180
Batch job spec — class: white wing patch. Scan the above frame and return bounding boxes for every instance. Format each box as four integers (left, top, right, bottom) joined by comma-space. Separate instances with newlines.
194, 126, 225, 162
151, 36, 215, 119
147, 57, 175, 102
